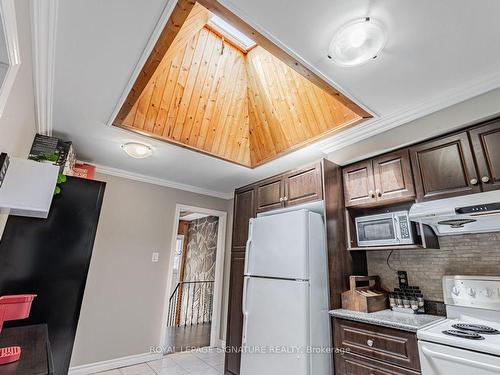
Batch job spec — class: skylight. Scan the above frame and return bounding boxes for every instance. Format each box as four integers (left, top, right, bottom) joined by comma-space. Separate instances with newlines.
207, 15, 256, 51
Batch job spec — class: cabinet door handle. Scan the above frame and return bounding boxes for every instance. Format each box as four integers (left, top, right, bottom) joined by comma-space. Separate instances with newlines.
283, 196, 288, 202
279, 197, 284, 202
376, 189, 382, 197
368, 190, 375, 198
482, 176, 491, 183
367, 339, 374, 347
470, 178, 478, 185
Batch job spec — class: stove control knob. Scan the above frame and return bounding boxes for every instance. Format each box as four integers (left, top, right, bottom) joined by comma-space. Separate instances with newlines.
467, 287, 476, 297
484, 288, 493, 298
451, 286, 460, 296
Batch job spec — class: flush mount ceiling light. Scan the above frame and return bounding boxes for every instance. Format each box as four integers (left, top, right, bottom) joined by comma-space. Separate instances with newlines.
121, 142, 153, 159
328, 17, 386, 66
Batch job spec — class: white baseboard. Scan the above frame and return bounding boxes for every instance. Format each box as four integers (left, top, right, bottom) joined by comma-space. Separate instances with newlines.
69, 352, 160, 375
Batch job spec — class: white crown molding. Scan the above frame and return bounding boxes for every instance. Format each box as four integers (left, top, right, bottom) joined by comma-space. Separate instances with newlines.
30, 0, 59, 135
316, 70, 500, 154
106, 0, 177, 127
86, 161, 233, 200
0, 0, 21, 118
69, 352, 160, 375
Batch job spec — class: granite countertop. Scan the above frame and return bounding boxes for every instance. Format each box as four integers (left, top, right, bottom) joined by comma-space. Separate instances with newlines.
329, 309, 445, 332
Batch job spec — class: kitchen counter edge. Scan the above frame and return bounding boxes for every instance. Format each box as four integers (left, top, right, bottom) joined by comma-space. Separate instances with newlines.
329, 308, 445, 332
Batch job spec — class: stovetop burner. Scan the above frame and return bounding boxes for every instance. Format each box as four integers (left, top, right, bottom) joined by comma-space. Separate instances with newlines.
452, 323, 500, 334
442, 329, 485, 340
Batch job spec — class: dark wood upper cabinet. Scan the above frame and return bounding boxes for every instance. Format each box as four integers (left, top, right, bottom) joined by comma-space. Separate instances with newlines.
343, 160, 376, 207
284, 163, 323, 207
410, 132, 480, 201
232, 188, 256, 249
469, 119, 500, 191
343, 153, 415, 207
256, 162, 323, 213
342, 117, 500, 207
255, 176, 284, 213
373, 149, 415, 203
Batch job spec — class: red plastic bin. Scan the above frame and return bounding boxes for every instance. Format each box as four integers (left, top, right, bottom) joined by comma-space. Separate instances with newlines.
0, 294, 37, 365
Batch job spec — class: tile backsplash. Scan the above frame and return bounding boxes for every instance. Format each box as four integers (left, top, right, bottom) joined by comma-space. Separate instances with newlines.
367, 233, 500, 301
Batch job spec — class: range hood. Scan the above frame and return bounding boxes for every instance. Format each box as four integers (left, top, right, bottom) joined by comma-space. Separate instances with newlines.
409, 190, 500, 236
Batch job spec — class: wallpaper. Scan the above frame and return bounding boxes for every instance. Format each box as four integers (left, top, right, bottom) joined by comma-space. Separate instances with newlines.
179, 216, 219, 325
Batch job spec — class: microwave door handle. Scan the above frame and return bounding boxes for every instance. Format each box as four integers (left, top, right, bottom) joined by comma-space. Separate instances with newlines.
393, 215, 402, 243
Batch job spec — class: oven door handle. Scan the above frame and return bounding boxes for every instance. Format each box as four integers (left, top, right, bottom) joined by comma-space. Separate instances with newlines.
421, 346, 500, 371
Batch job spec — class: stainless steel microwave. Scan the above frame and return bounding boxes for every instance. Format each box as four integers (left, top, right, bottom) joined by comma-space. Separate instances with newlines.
355, 211, 415, 247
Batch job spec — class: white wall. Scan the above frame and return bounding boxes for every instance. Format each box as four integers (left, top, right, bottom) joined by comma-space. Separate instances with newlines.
328, 87, 500, 165
70, 173, 233, 367
0, 0, 36, 157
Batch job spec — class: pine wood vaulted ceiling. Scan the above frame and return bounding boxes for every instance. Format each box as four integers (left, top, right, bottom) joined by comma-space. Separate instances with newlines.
113, 0, 371, 168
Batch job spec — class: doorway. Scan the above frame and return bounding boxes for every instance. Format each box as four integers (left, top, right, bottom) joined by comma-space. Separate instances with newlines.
160, 204, 227, 353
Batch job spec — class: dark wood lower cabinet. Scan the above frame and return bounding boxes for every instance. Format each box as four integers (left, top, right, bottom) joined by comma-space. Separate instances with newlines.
224, 252, 246, 375
225, 186, 256, 375
337, 352, 420, 375
334, 318, 421, 374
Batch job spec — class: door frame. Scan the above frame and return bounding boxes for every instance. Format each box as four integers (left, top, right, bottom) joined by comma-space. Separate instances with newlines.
159, 203, 227, 350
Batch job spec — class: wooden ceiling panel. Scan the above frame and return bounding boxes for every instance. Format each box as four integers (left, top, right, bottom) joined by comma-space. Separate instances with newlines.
246, 46, 363, 166
121, 25, 251, 165
114, 1, 368, 168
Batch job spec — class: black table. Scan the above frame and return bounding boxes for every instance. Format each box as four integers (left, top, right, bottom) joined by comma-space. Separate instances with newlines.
0, 325, 53, 375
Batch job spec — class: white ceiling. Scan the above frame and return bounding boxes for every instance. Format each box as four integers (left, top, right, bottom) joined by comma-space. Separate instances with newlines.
52, 0, 500, 198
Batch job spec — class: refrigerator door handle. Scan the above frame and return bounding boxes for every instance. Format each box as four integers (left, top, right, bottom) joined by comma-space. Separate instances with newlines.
244, 219, 253, 275
241, 277, 249, 345
244, 238, 251, 275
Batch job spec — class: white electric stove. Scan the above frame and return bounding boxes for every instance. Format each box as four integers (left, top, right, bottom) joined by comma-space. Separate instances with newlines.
417, 276, 500, 375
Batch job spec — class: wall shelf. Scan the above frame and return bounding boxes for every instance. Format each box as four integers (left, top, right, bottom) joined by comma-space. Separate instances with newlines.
345, 205, 440, 251
348, 244, 430, 251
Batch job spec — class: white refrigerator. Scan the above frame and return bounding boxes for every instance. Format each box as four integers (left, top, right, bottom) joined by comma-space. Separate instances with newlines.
240, 209, 332, 375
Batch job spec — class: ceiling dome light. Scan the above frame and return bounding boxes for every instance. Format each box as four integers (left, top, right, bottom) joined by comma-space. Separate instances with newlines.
328, 17, 386, 66
121, 142, 153, 159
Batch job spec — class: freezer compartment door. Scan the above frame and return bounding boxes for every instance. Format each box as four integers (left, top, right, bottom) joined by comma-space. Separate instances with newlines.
419, 341, 500, 375
245, 210, 311, 279
240, 277, 310, 375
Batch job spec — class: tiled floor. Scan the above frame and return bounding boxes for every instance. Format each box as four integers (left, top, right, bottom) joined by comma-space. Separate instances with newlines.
93, 348, 224, 375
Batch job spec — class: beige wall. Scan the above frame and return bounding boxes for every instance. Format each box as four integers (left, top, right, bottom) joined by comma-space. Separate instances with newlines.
70, 173, 233, 366
0, 0, 36, 157
328, 87, 500, 165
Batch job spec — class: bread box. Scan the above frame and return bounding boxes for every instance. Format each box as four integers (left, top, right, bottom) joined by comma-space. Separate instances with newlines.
341, 275, 388, 313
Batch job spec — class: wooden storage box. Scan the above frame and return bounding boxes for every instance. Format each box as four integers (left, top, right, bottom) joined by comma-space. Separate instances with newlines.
341, 276, 388, 313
